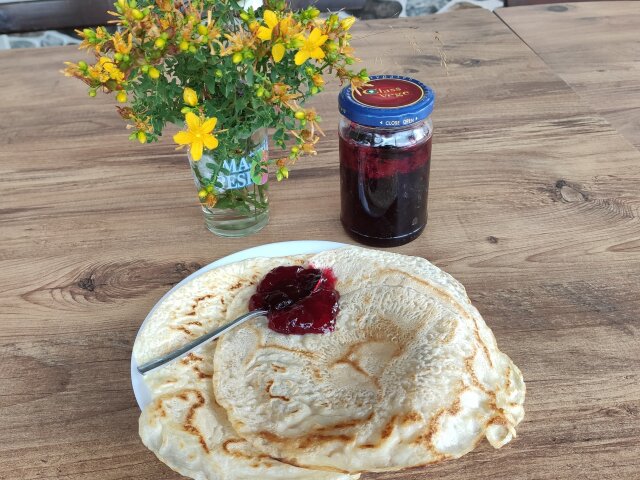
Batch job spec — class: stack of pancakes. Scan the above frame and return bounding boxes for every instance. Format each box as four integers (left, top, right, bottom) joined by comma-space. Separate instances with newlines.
133, 246, 525, 479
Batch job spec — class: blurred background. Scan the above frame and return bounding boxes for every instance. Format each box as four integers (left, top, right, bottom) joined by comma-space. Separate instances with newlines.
0, 0, 603, 49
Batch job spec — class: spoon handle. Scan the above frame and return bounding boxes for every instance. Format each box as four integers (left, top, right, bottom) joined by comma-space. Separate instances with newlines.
137, 309, 268, 375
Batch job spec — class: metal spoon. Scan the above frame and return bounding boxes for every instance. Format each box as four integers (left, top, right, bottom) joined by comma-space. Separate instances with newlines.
136, 309, 268, 375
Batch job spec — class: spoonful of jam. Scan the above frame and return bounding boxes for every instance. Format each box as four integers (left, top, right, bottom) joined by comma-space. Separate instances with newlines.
249, 265, 340, 335
137, 265, 339, 374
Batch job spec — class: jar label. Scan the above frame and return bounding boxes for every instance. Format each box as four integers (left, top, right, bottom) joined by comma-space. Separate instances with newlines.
353, 78, 424, 109
192, 141, 268, 193
219, 157, 255, 190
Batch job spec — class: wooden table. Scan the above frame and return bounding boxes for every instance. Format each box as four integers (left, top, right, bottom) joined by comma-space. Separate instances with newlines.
1, 7, 639, 480
497, 1, 640, 150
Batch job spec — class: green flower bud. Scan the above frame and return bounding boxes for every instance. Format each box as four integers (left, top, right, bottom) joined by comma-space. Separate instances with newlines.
325, 40, 337, 52
78, 61, 88, 70
114, 52, 124, 62
310, 86, 319, 95
188, 45, 197, 54
341, 17, 356, 31
179, 40, 190, 51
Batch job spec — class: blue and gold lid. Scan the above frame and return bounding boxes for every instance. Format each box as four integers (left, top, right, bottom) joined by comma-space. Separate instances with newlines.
339, 75, 435, 128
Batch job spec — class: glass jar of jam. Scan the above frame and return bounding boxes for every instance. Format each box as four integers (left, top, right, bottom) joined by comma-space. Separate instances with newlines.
338, 75, 435, 247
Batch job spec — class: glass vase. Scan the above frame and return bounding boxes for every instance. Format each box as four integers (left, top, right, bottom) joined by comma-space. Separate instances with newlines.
189, 128, 269, 237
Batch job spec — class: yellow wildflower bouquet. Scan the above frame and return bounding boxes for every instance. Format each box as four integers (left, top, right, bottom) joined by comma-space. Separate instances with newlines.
64, 0, 367, 233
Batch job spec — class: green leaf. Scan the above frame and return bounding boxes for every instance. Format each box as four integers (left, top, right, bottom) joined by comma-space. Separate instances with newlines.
273, 128, 285, 142
205, 76, 217, 95
223, 82, 233, 98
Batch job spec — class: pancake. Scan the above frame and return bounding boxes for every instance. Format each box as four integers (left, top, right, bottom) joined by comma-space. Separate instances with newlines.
133, 257, 307, 366
134, 256, 359, 480
213, 247, 525, 473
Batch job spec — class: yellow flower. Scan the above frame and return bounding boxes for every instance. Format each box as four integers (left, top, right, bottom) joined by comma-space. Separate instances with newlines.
183, 87, 198, 106
173, 112, 219, 161
272, 43, 285, 62
257, 10, 279, 41
294, 28, 328, 65
86, 57, 125, 83
101, 57, 124, 80
256, 10, 294, 63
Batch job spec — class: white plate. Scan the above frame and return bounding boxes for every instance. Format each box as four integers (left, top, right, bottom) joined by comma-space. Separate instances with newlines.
131, 240, 348, 410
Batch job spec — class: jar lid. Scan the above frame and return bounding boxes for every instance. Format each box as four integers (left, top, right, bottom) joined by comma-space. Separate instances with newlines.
338, 75, 435, 128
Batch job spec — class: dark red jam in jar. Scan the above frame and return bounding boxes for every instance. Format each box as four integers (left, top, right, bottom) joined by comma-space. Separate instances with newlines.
338, 75, 435, 247
249, 266, 339, 335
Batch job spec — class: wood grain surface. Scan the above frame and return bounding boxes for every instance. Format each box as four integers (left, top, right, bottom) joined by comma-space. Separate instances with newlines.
1, 8, 640, 480
497, 1, 640, 150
